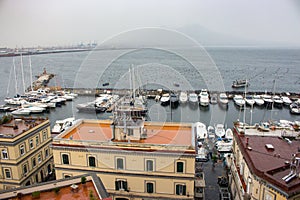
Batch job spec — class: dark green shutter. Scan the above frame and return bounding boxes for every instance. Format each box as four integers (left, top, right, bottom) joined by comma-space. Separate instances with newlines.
183, 185, 186, 195
123, 181, 128, 191
147, 183, 153, 193
176, 185, 180, 195
115, 181, 119, 190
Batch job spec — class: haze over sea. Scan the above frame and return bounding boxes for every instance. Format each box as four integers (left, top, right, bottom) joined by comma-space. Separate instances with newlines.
0, 47, 299, 127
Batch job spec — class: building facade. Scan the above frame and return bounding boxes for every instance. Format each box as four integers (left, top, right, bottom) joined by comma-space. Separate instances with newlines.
0, 116, 53, 190
52, 117, 197, 200
228, 123, 300, 200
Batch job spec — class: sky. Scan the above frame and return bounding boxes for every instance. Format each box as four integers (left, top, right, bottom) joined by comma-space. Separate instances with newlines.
0, 0, 300, 47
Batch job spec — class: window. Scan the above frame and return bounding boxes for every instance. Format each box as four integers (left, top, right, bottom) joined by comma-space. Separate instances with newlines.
29, 139, 34, 149
47, 164, 52, 174
36, 136, 39, 146
38, 154, 42, 163
176, 184, 186, 195
4, 169, 11, 179
146, 182, 154, 193
115, 180, 127, 191
32, 158, 36, 167
43, 130, 47, 141
20, 144, 25, 156
23, 164, 28, 175
146, 160, 154, 171
62, 154, 69, 165
45, 148, 49, 158
116, 158, 124, 170
2, 149, 8, 159
127, 129, 133, 136
176, 161, 184, 173
88, 156, 96, 167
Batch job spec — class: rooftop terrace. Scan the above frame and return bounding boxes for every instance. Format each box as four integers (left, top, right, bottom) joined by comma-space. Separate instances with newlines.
0, 116, 47, 138
55, 119, 195, 151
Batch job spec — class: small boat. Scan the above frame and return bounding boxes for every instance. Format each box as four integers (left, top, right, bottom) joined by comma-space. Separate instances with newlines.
194, 122, 207, 141
218, 93, 229, 105
232, 79, 249, 88
233, 95, 245, 107
215, 140, 233, 152
290, 101, 300, 115
258, 122, 270, 131
199, 89, 209, 107
210, 93, 218, 104
272, 95, 283, 108
179, 91, 188, 104
244, 95, 255, 107
160, 93, 170, 106
26, 106, 45, 114
170, 93, 179, 108
282, 96, 292, 105
11, 108, 31, 116
225, 128, 233, 140
188, 93, 198, 104
215, 124, 225, 138
253, 95, 264, 106
0, 105, 11, 112
52, 117, 75, 135
154, 95, 161, 102
207, 126, 215, 139
261, 94, 273, 108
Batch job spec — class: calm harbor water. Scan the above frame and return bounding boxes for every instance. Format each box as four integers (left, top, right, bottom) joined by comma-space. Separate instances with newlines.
0, 47, 299, 127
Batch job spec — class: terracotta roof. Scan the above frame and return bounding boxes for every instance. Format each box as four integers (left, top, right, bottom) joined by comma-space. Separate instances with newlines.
234, 129, 300, 196
62, 120, 193, 146
0, 117, 46, 138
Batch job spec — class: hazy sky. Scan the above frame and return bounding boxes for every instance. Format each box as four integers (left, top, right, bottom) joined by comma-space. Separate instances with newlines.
0, 0, 300, 47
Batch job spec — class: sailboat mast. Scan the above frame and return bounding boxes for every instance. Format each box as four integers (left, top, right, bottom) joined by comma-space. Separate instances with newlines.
132, 65, 136, 100
7, 60, 13, 97
20, 54, 26, 93
13, 57, 19, 95
29, 56, 33, 91
243, 79, 247, 131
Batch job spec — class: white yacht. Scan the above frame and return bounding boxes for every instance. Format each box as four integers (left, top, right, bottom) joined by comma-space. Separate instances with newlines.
272, 95, 283, 107
179, 91, 188, 104
218, 93, 229, 105
214, 124, 225, 138
11, 108, 31, 116
207, 126, 215, 139
210, 93, 218, 104
244, 95, 255, 106
160, 93, 170, 105
52, 117, 76, 135
253, 95, 264, 106
225, 128, 233, 140
282, 96, 292, 105
194, 122, 207, 141
233, 95, 245, 107
188, 93, 198, 104
199, 89, 209, 106
261, 94, 273, 106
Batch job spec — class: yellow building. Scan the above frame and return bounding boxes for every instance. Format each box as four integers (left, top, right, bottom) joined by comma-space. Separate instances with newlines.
52, 113, 198, 199
0, 115, 53, 190
229, 124, 300, 200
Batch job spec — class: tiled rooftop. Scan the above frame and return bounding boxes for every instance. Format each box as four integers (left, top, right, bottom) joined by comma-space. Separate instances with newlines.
0, 174, 111, 200
236, 133, 300, 196
0, 117, 46, 138
61, 120, 193, 146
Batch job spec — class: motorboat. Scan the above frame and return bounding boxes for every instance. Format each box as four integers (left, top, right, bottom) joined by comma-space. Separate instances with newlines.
233, 95, 245, 107
199, 89, 209, 107
160, 93, 170, 106
11, 108, 31, 116
218, 93, 229, 105
207, 126, 215, 139
253, 95, 264, 106
0, 105, 11, 112
179, 91, 188, 104
244, 95, 255, 107
52, 117, 75, 135
210, 93, 218, 104
194, 122, 207, 141
188, 93, 198, 104
215, 140, 233, 152
196, 147, 209, 162
290, 100, 300, 115
26, 106, 45, 113
282, 96, 292, 105
232, 79, 249, 88
272, 95, 283, 108
258, 122, 270, 131
215, 124, 226, 138
225, 128, 233, 140
4, 97, 27, 105
261, 94, 273, 108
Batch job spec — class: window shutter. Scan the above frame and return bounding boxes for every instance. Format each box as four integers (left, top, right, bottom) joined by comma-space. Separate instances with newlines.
183, 185, 186, 195
115, 181, 119, 190
176, 185, 180, 195
123, 181, 128, 191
